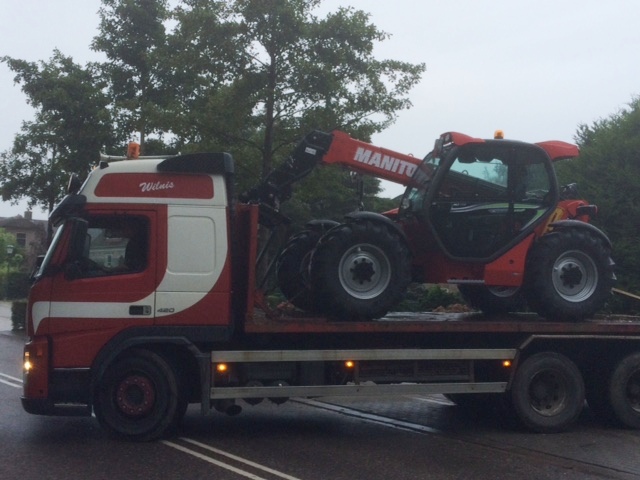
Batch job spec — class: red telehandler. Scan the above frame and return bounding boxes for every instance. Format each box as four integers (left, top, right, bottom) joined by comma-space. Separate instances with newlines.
245, 129, 615, 320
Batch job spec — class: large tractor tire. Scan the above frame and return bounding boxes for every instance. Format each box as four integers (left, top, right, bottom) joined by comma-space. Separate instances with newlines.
458, 285, 526, 314
524, 228, 614, 321
276, 230, 323, 312
309, 220, 411, 319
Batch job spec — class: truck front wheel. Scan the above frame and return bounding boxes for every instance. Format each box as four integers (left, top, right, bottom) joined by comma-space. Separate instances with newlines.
94, 349, 179, 441
511, 352, 585, 433
524, 229, 614, 321
310, 220, 411, 319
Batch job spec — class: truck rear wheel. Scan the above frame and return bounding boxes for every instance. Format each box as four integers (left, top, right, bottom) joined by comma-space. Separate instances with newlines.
94, 349, 179, 441
276, 230, 322, 312
608, 352, 640, 428
511, 352, 585, 433
310, 220, 411, 319
524, 229, 614, 321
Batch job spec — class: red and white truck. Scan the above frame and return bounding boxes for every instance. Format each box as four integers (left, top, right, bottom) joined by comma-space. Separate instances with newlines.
21, 130, 639, 441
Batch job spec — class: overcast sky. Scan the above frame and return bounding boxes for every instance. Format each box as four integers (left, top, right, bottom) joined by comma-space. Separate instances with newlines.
1, 0, 639, 220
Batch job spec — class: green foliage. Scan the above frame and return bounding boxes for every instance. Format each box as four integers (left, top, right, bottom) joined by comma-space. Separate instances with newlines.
11, 300, 27, 332
280, 168, 391, 230
555, 97, 640, 299
6, 272, 30, 300
0, 230, 17, 267
0, 51, 113, 215
163, 0, 425, 193
3, 0, 425, 243
420, 285, 462, 310
397, 284, 463, 312
92, 0, 170, 149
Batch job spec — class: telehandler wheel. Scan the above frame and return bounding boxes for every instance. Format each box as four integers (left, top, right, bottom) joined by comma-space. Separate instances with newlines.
524, 228, 614, 321
511, 352, 585, 433
457, 285, 525, 314
276, 230, 323, 312
608, 352, 640, 428
310, 220, 411, 319
94, 349, 179, 441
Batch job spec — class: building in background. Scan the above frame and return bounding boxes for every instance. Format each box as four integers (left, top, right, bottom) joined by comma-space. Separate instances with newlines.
0, 212, 47, 271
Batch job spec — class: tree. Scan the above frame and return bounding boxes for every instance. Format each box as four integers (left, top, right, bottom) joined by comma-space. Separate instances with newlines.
0, 51, 113, 240
555, 97, 640, 308
0, 229, 18, 268
3, 0, 424, 243
165, 0, 425, 224
92, 0, 170, 152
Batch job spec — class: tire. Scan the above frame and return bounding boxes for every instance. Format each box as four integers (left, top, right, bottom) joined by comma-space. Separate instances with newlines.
169, 362, 191, 432
608, 352, 640, 428
524, 229, 614, 321
276, 230, 323, 311
458, 285, 525, 314
309, 220, 411, 319
94, 349, 179, 441
511, 352, 585, 433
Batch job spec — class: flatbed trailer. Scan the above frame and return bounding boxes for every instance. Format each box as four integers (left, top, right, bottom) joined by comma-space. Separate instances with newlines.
201, 310, 640, 435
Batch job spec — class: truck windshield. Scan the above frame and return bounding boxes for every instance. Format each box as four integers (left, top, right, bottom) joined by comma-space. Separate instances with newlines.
34, 223, 66, 280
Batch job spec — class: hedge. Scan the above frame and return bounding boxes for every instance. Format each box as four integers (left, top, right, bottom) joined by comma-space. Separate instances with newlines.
11, 300, 26, 332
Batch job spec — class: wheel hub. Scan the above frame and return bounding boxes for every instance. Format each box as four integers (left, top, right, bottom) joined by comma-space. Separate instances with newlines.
529, 371, 566, 416
552, 250, 598, 302
350, 257, 376, 284
338, 244, 391, 299
559, 262, 583, 289
116, 375, 156, 416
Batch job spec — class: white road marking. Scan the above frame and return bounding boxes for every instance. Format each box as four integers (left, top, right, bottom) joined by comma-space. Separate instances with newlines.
294, 398, 443, 434
162, 438, 303, 480
408, 394, 455, 406
0, 372, 22, 388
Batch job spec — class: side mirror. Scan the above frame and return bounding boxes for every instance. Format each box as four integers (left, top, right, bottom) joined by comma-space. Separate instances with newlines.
29, 255, 45, 283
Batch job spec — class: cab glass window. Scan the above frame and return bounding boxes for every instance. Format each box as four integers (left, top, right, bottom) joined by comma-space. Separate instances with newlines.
75, 216, 149, 277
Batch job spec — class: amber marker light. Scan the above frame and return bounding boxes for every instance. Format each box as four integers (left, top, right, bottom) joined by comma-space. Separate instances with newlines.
345, 360, 355, 369
216, 363, 229, 373
23, 351, 33, 373
126, 141, 140, 159
502, 360, 512, 368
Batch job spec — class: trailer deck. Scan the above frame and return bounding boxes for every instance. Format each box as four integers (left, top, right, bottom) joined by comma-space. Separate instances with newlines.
244, 310, 640, 335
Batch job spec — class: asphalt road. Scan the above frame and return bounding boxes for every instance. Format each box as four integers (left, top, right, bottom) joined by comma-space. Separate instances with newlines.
1, 324, 639, 480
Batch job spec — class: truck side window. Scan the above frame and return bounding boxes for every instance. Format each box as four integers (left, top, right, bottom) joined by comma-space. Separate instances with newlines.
76, 216, 149, 277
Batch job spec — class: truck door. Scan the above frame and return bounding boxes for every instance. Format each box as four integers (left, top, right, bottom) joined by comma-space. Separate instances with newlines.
47, 211, 158, 339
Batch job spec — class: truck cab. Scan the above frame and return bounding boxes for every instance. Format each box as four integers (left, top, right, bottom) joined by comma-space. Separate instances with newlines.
23, 153, 237, 416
